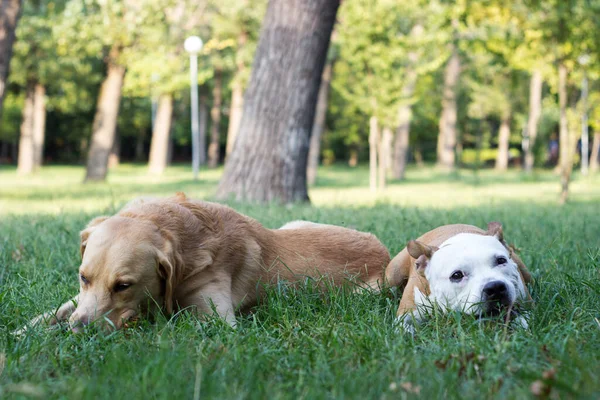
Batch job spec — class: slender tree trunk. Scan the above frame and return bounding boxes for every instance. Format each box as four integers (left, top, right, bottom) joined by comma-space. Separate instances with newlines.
225, 30, 247, 159
590, 131, 599, 173
524, 70, 543, 172
369, 115, 378, 192
216, 0, 339, 203
208, 69, 223, 168
437, 46, 460, 171
393, 23, 422, 180
85, 51, 126, 182
148, 93, 173, 175
378, 126, 392, 190
558, 63, 571, 204
199, 94, 208, 165
0, 0, 21, 118
495, 113, 511, 171
307, 59, 333, 186
17, 81, 34, 175
32, 83, 46, 168
135, 130, 145, 162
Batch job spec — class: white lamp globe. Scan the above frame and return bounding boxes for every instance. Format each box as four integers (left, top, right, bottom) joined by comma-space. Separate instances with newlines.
184, 36, 203, 55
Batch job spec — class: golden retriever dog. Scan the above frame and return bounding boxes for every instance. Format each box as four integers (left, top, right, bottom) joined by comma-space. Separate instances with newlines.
23, 193, 390, 332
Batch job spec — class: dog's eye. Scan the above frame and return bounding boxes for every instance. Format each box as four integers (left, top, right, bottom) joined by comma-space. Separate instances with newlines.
450, 271, 464, 282
114, 283, 131, 293
496, 256, 508, 265
80, 274, 89, 285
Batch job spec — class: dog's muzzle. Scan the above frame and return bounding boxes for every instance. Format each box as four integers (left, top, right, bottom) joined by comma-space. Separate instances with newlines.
481, 280, 511, 315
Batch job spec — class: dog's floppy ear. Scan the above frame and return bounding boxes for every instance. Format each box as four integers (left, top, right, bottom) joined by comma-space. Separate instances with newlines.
80, 216, 109, 258
486, 221, 504, 241
407, 240, 438, 275
156, 248, 176, 315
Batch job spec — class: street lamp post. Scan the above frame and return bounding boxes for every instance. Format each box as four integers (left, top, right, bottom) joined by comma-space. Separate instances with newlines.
184, 36, 203, 180
579, 54, 590, 176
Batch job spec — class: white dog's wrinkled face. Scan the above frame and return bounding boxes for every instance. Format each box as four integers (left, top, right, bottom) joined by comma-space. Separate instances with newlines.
421, 233, 527, 316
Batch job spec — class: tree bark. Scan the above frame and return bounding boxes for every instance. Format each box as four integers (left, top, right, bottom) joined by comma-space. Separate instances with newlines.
32, 83, 46, 168
148, 93, 173, 175
524, 69, 543, 172
208, 68, 223, 168
393, 23, 422, 180
85, 51, 126, 182
216, 0, 339, 203
0, 0, 21, 118
199, 94, 208, 165
17, 81, 34, 175
590, 131, 599, 173
495, 113, 511, 171
225, 30, 247, 160
369, 115, 378, 192
558, 62, 571, 204
307, 59, 333, 186
378, 126, 392, 190
108, 133, 120, 168
437, 46, 460, 171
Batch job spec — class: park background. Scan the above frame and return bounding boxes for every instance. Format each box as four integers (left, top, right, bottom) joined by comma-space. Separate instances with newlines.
0, 0, 599, 399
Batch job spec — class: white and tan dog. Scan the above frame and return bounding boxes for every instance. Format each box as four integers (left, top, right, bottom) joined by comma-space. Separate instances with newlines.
385, 222, 532, 332
21, 193, 390, 333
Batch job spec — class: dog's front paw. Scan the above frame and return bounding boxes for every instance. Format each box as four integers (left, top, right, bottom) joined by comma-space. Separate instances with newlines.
394, 314, 416, 335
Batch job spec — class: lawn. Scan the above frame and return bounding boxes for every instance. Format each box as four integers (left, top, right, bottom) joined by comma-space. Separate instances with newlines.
0, 164, 599, 399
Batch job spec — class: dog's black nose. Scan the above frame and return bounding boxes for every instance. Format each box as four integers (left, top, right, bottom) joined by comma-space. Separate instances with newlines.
482, 281, 508, 301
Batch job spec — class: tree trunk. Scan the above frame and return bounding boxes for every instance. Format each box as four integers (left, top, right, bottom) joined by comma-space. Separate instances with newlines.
199, 94, 208, 165
0, 0, 21, 118
437, 46, 460, 171
393, 23, 422, 180
369, 115, 378, 192
558, 63, 571, 204
17, 81, 34, 175
32, 83, 46, 168
135, 130, 145, 162
216, 0, 339, 203
208, 69, 223, 168
495, 113, 511, 171
307, 59, 333, 186
108, 133, 120, 168
85, 54, 126, 182
590, 131, 599, 173
225, 30, 248, 160
148, 93, 173, 175
378, 126, 392, 190
524, 69, 543, 172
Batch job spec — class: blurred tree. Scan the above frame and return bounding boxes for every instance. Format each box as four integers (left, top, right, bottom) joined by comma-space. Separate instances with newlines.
217, 0, 339, 203
0, 0, 21, 118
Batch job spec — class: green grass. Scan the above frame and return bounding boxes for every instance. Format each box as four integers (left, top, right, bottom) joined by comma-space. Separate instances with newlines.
1, 164, 599, 399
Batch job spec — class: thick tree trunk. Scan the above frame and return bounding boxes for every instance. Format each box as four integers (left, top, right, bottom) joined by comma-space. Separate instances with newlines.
17, 81, 34, 175
524, 69, 543, 172
558, 63, 571, 204
148, 93, 173, 175
307, 59, 333, 186
32, 83, 46, 168
208, 69, 223, 168
216, 0, 339, 203
378, 126, 392, 190
437, 46, 460, 171
0, 0, 21, 118
369, 115, 378, 192
590, 131, 599, 173
225, 30, 247, 159
199, 94, 208, 165
108, 133, 120, 168
393, 23, 422, 180
85, 55, 126, 182
495, 113, 511, 171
